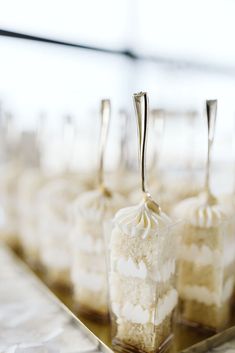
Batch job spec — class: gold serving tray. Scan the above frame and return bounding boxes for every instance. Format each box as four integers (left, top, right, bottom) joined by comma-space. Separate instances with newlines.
181, 326, 235, 353
14, 247, 235, 353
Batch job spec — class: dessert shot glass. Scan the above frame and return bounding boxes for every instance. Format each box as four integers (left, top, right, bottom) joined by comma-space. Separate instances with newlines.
70, 99, 124, 322
177, 100, 235, 331
38, 177, 79, 290
106, 92, 179, 353
106, 217, 178, 353
177, 200, 235, 331
17, 168, 47, 268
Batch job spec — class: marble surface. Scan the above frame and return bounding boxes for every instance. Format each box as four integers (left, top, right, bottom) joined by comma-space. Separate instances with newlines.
0, 245, 112, 353
2, 245, 234, 353
209, 338, 235, 353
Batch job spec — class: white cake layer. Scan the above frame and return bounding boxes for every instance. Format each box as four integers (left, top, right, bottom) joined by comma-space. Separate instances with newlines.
39, 207, 71, 237
20, 221, 38, 252
72, 252, 107, 272
112, 256, 175, 282
111, 288, 177, 325
179, 276, 234, 307
72, 268, 107, 292
179, 243, 235, 268
110, 227, 175, 270
39, 212, 72, 269
41, 243, 71, 270
71, 232, 104, 254
109, 272, 174, 308
72, 219, 104, 238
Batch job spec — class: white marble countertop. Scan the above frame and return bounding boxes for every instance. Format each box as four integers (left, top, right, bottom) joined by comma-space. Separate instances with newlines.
0, 245, 112, 353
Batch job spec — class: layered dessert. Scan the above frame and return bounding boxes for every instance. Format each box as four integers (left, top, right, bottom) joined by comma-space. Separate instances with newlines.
109, 199, 177, 353
37, 176, 80, 288
70, 187, 124, 321
0, 161, 22, 248
17, 168, 47, 266
177, 195, 235, 330
218, 193, 235, 305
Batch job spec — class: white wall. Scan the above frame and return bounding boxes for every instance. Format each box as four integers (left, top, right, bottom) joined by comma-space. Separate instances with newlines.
0, 0, 235, 192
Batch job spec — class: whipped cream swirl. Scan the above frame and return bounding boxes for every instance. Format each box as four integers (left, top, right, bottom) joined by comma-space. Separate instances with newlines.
73, 188, 124, 222
190, 203, 225, 228
175, 194, 226, 228
114, 200, 172, 238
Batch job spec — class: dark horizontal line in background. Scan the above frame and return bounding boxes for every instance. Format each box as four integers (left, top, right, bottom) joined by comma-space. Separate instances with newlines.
0, 29, 135, 57
1, 28, 235, 77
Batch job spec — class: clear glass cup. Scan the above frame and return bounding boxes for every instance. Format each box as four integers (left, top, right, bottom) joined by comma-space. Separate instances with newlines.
105, 219, 179, 353
177, 212, 235, 331
39, 214, 72, 290
38, 177, 79, 290
0, 161, 21, 250
71, 212, 110, 322
70, 190, 124, 323
17, 168, 47, 268
20, 216, 40, 267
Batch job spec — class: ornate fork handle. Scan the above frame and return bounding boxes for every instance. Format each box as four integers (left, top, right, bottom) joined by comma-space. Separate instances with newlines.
205, 99, 217, 203
98, 99, 111, 188
133, 92, 161, 214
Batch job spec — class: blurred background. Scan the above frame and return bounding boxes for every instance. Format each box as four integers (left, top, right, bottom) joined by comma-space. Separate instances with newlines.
0, 0, 235, 192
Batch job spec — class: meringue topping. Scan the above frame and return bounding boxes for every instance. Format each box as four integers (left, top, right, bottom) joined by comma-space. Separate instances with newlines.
189, 200, 225, 228
114, 199, 172, 239
72, 188, 124, 222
